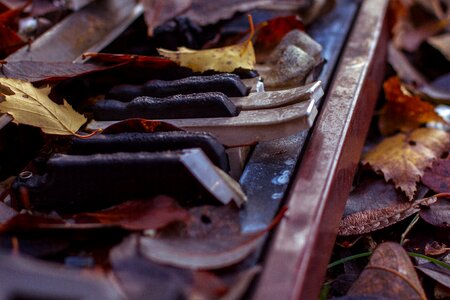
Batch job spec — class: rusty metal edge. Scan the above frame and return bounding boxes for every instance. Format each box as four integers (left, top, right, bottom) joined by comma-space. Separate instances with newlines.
251, 0, 389, 299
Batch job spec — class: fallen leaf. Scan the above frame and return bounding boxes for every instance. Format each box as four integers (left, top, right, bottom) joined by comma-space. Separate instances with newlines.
339, 194, 437, 236
422, 159, 450, 193
183, 0, 308, 26
387, 43, 427, 86
0, 23, 25, 57
393, 17, 449, 52
142, 0, 192, 36
362, 128, 450, 199
346, 242, 427, 300
73, 196, 191, 231
420, 197, 450, 228
0, 213, 66, 233
254, 15, 305, 62
417, 262, 450, 289
0, 61, 127, 84
0, 201, 17, 223
0, 78, 86, 136
157, 16, 255, 73
140, 205, 286, 269
379, 76, 445, 135
101, 119, 183, 134
428, 33, 450, 61
111, 235, 259, 300
0, 0, 30, 28
425, 241, 450, 256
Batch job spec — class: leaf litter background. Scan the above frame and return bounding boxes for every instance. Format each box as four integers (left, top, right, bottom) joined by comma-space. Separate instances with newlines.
324, 0, 450, 299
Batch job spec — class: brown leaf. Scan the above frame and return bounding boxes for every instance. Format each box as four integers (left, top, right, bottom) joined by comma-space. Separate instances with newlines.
183, 0, 308, 26
362, 128, 450, 199
142, 0, 192, 36
347, 242, 427, 300
0, 213, 66, 233
420, 197, 450, 228
140, 205, 286, 269
425, 241, 450, 256
0, 61, 126, 84
422, 159, 450, 193
339, 195, 437, 236
110, 235, 260, 300
379, 76, 445, 135
73, 196, 191, 231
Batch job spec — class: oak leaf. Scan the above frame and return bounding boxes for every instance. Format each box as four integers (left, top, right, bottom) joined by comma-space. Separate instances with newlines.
379, 76, 444, 135
157, 17, 255, 73
362, 128, 450, 199
0, 78, 86, 135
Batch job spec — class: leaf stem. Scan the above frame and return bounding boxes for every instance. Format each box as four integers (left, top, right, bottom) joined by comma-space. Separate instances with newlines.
400, 213, 420, 246
407, 252, 450, 271
327, 252, 372, 269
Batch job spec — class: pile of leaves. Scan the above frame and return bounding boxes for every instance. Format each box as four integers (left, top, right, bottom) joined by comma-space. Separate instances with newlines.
324, 0, 450, 299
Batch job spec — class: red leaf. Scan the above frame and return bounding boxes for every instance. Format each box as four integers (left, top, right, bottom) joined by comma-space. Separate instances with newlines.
0, 23, 25, 57
422, 159, 450, 193
73, 196, 191, 231
254, 15, 305, 54
101, 119, 184, 134
82, 52, 177, 69
0, 0, 30, 28
419, 197, 450, 228
0, 214, 66, 233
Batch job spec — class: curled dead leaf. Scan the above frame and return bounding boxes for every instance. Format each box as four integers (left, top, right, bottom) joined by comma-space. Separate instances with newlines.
362, 128, 450, 199
346, 242, 427, 300
339, 195, 438, 236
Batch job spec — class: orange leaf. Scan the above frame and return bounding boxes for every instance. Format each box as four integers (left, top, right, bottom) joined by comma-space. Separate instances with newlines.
379, 76, 445, 136
363, 128, 450, 199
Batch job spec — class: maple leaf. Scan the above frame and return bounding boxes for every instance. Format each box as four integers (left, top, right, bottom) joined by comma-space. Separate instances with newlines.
0, 78, 86, 136
379, 76, 445, 135
362, 128, 450, 199
157, 16, 255, 73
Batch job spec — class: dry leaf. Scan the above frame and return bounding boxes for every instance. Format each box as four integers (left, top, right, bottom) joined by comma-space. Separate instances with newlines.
0, 78, 86, 135
362, 128, 450, 199
183, 0, 308, 26
347, 242, 427, 300
422, 158, 450, 193
158, 17, 255, 73
380, 76, 445, 135
425, 241, 450, 256
142, 0, 192, 36
428, 33, 450, 61
339, 195, 437, 236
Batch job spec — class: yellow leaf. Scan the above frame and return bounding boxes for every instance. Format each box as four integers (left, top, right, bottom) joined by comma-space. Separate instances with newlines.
0, 78, 86, 135
362, 128, 450, 200
157, 16, 255, 73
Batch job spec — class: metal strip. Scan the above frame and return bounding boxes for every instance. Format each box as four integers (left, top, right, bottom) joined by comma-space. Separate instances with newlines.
252, 0, 389, 299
